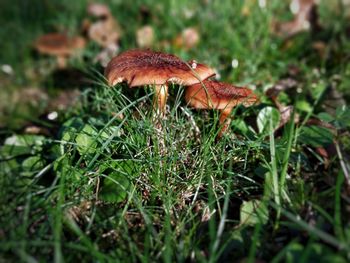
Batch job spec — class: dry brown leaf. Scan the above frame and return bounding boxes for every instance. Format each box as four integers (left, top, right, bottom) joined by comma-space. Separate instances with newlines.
277, 105, 299, 130
24, 126, 50, 136
266, 78, 300, 131
174, 27, 200, 49
266, 78, 298, 100
272, 0, 318, 38
88, 18, 121, 47
48, 89, 81, 111
87, 3, 111, 18
312, 41, 327, 58
315, 147, 330, 169
94, 43, 119, 67
65, 201, 93, 224
136, 25, 154, 48
15, 87, 49, 107
321, 83, 346, 116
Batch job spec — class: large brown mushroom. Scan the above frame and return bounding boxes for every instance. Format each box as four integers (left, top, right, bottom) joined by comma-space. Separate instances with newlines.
105, 49, 215, 117
185, 80, 258, 138
35, 33, 85, 68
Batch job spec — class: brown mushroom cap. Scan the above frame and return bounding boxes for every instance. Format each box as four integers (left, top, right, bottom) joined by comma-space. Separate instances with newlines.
185, 80, 258, 110
104, 49, 215, 87
35, 33, 86, 57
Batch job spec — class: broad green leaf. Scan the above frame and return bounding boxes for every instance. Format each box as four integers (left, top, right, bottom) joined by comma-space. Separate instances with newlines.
257, 106, 280, 134
317, 112, 334, 123
22, 156, 45, 172
1, 135, 45, 157
296, 100, 312, 113
298, 125, 334, 147
75, 124, 98, 155
285, 242, 304, 263
99, 172, 130, 203
99, 160, 137, 203
240, 199, 268, 225
335, 106, 350, 128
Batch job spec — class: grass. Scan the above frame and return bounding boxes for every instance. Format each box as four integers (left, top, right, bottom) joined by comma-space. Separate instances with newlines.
1, 0, 350, 262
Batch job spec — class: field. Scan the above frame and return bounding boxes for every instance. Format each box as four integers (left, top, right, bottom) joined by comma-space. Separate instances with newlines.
1, 0, 350, 262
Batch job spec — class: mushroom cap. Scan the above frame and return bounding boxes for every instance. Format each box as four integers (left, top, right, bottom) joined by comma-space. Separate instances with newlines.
185, 80, 258, 110
104, 49, 215, 87
35, 33, 86, 57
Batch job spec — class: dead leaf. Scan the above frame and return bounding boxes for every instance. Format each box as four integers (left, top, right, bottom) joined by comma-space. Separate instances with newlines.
94, 43, 119, 67
65, 201, 93, 224
88, 18, 121, 47
87, 3, 111, 19
174, 27, 200, 49
272, 0, 319, 38
266, 78, 300, 131
321, 83, 346, 116
111, 111, 124, 120
24, 126, 50, 136
312, 41, 327, 59
266, 78, 298, 100
48, 89, 81, 111
16, 87, 49, 107
136, 25, 154, 48
315, 147, 330, 169
277, 105, 299, 130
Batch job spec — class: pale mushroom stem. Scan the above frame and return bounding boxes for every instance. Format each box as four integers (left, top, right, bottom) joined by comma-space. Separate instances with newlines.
57, 56, 67, 69
218, 108, 233, 138
152, 84, 169, 117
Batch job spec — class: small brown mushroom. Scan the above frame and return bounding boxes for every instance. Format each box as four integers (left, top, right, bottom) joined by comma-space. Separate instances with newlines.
105, 49, 215, 117
35, 33, 85, 68
185, 80, 258, 138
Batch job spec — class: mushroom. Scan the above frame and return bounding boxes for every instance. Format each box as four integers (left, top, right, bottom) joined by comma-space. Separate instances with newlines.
105, 49, 215, 117
35, 33, 86, 68
185, 80, 258, 138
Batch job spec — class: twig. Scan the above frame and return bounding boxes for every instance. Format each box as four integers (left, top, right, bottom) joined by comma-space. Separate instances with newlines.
335, 140, 350, 194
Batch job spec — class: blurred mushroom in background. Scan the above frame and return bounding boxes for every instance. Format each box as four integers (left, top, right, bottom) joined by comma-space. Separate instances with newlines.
34, 33, 86, 68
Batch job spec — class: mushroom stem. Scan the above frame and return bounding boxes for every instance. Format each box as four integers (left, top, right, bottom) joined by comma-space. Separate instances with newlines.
152, 84, 169, 117
218, 108, 232, 138
57, 56, 67, 69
